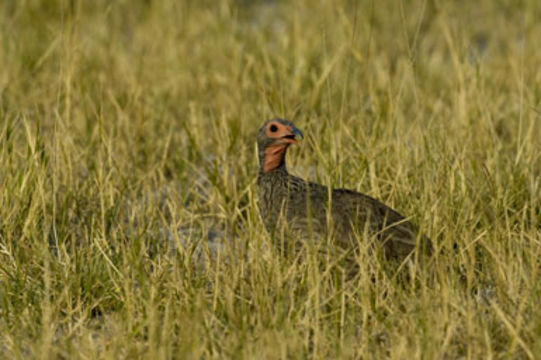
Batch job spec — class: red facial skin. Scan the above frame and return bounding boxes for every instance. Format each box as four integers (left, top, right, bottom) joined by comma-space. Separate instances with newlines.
263, 122, 299, 173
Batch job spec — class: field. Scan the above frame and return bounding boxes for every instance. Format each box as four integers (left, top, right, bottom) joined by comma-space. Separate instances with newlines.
1, 0, 541, 358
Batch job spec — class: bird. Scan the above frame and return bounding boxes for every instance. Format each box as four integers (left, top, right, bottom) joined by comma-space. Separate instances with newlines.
256, 118, 430, 266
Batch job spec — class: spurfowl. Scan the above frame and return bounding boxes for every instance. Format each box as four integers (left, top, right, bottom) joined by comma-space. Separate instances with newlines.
257, 118, 429, 264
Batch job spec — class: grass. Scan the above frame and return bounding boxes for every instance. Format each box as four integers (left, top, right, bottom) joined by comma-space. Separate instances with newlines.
1, 0, 540, 358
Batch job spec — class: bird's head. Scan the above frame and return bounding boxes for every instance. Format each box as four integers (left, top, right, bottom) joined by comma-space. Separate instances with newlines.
257, 118, 304, 173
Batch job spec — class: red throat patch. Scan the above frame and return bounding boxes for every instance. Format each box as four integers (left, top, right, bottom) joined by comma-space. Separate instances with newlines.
263, 144, 288, 173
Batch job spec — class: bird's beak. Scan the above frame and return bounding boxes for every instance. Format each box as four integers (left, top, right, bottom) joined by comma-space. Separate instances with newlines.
282, 126, 304, 144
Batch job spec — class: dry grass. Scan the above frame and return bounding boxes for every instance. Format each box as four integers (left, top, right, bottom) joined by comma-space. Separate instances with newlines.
1, 0, 540, 358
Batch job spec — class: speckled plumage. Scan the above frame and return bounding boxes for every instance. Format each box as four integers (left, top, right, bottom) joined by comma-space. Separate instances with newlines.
257, 119, 428, 262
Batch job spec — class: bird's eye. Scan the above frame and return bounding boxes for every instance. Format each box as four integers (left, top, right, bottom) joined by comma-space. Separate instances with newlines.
269, 124, 278, 133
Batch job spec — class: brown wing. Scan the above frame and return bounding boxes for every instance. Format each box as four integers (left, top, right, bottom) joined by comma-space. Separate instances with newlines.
330, 188, 420, 260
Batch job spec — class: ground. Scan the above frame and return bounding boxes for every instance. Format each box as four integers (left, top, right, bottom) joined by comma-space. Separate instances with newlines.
0, 0, 540, 358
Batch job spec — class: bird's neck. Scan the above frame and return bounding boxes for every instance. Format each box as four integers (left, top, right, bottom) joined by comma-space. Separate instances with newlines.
260, 144, 289, 174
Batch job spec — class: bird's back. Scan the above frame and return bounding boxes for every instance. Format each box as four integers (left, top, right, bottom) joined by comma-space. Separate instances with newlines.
328, 187, 419, 259
259, 172, 421, 261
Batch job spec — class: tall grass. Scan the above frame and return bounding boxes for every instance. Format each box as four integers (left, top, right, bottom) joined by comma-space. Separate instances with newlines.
0, 0, 540, 358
